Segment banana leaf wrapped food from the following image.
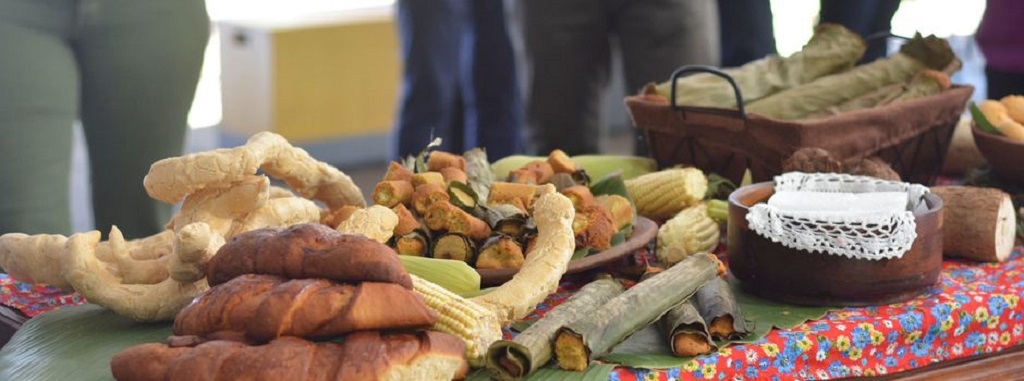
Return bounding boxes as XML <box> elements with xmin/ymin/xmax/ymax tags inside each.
<box><xmin>553</xmin><ymin>253</ymin><xmax>721</xmax><ymax>371</ymax></box>
<box><xmin>485</xmin><ymin>277</ymin><xmax>624</xmax><ymax>380</ymax></box>
<box><xmin>659</xmin><ymin>300</ymin><xmax>717</xmax><ymax>357</ymax></box>
<box><xmin>476</xmin><ymin>235</ymin><xmax>527</xmax><ymax>270</ymax></box>
<box><xmin>655</xmin><ymin>23</ymin><xmax>866</xmax><ymax>108</ymax></box>
<box><xmin>746</xmin><ymin>34</ymin><xmax>958</xmax><ymax>120</ymax></box>
<box><xmin>695</xmin><ymin>277</ymin><xmax>750</xmax><ymax>340</ymax></box>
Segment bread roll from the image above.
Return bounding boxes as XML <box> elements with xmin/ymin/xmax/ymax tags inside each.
<box><xmin>206</xmin><ymin>223</ymin><xmax>412</xmax><ymax>288</ymax></box>
<box><xmin>174</xmin><ymin>274</ymin><xmax>437</xmax><ymax>342</ymax></box>
<box><xmin>111</xmin><ymin>332</ymin><xmax>468</xmax><ymax>381</ymax></box>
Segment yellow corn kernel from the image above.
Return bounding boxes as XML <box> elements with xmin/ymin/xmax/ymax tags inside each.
<box><xmin>625</xmin><ymin>168</ymin><xmax>707</xmax><ymax>220</ymax></box>
<box><xmin>411</xmin><ymin>274</ymin><xmax>503</xmax><ymax>367</ymax></box>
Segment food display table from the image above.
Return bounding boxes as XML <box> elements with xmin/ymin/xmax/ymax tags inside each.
<box><xmin>3</xmin><ymin>246</ymin><xmax>1023</xmax><ymax>380</ymax></box>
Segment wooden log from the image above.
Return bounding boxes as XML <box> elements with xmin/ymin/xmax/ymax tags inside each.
<box><xmin>931</xmin><ymin>186</ymin><xmax>1016</xmax><ymax>262</ymax></box>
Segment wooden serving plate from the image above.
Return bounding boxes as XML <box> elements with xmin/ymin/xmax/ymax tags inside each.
<box><xmin>477</xmin><ymin>217</ymin><xmax>658</xmax><ymax>286</ymax></box>
<box><xmin>727</xmin><ymin>182</ymin><xmax>943</xmax><ymax>306</ymax></box>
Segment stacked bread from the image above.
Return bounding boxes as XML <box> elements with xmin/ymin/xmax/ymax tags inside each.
<box><xmin>110</xmin><ymin>223</ymin><xmax>468</xmax><ymax>381</ymax></box>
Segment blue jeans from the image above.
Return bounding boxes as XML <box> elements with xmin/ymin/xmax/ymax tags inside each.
<box><xmin>393</xmin><ymin>0</ymin><xmax>523</xmax><ymax>160</ymax></box>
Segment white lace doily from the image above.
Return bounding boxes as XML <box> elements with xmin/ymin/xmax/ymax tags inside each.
<box><xmin>746</xmin><ymin>173</ymin><xmax>929</xmax><ymax>260</ymax></box>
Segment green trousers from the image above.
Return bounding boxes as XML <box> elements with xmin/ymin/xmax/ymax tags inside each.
<box><xmin>0</xmin><ymin>0</ymin><xmax>209</xmax><ymax>238</ymax></box>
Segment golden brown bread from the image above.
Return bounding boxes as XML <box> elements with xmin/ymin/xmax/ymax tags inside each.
<box><xmin>206</xmin><ymin>223</ymin><xmax>413</xmax><ymax>288</ymax></box>
<box><xmin>111</xmin><ymin>331</ymin><xmax>469</xmax><ymax>381</ymax></box>
<box><xmin>174</xmin><ymin>274</ymin><xmax>437</xmax><ymax>342</ymax></box>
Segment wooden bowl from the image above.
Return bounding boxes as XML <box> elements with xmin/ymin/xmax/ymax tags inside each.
<box><xmin>972</xmin><ymin>123</ymin><xmax>1024</xmax><ymax>187</ymax></box>
<box><xmin>727</xmin><ymin>182</ymin><xmax>943</xmax><ymax>306</ymax></box>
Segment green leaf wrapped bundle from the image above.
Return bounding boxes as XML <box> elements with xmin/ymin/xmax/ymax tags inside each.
<box><xmin>485</xmin><ymin>277</ymin><xmax>624</xmax><ymax>380</ymax></box>
<box><xmin>654</xmin><ymin>23</ymin><xmax>865</xmax><ymax>108</ymax></box>
<box><xmin>746</xmin><ymin>34</ymin><xmax>957</xmax><ymax>120</ymax></box>
<box><xmin>695</xmin><ymin>277</ymin><xmax>751</xmax><ymax>340</ymax></box>
<box><xmin>553</xmin><ymin>253</ymin><xmax>721</xmax><ymax>371</ymax></box>
<box><xmin>659</xmin><ymin>300</ymin><xmax>717</xmax><ymax>357</ymax></box>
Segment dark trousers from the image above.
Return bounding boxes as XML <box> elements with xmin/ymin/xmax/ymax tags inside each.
<box><xmin>521</xmin><ymin>0</ymin><xmax>719</xmax><ymax>156</ymax></box>
<box><xmin>718</xmin><ymin>0</ymin><xmax>776</xmax><ymax>68</ymax></box>
<box><xmin>393</xmin><ymin>0</ymin><xmax>523</xmax><ymax>161</ymax></box>
<box><xmin>820</xmin><ymin>0</ymin><xmax>902</xmax><ymax>63</ymax></box>
<box><xmin>986</xmin><ymin>66</ymin><xmax>1024</xmax><ymax>100</ymax></box>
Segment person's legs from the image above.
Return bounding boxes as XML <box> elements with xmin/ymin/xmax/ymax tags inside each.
<box><xmin>522</xmin><ymin>0</ymin><xmax>609</xmax><ymax>155</ymax></box>
<box><xmin>393</xmin><ymin>0</ymin><xmax>466</xmax><ymax>158</ymax></box>
<box><xmin>820</xmin><ymin>0</ymin><xmax>900</xmax><ymax>62</ymax></box>
<box><xmin>615</xmin><ymin>0</ymin><xmax>720</xmax><ymax>155</ymax></box>
<box><xmin>75</xmin><ymin>0</ymin><xmax>209</xmax><ymax>238</ymax></box>
<box><xmin>717</xmin><ymin>0</ymin><xmax>776</xmax><ymax>67</ymax></box>
<box><xmin>463</xmin><ymin>0</ymin><xmax>523</xmax><ymax>160</ymax></box>
<box><xmin>0</xmin><ymin>0</ymin><xmax>77</xmax><ymax>235</ymax></box>
<box><xmin>986</xmin><ymin>66</ymin><xmax>1024</xmax><ymax>100</ymax></box>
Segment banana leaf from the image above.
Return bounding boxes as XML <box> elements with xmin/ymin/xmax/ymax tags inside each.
<box><xmin>467</xmin><ymin>363</ymin><xmax>615</xmax><ymax>381</ymax></box>
<box><xmin>970</xmin><ymin>102</ymin><xmax>1003</xmax><ymax>135</ymax></box>
<box><xmin>0</xmin><ymin>304</ymin><xmax>171</xmax><ymax>381</ymax></box>
<box><xmin>597</xmin><ymin>278</ymin><xmax>833</xmax><ymax>369</ymax></box>
<box><xmin>746</xmin><ymin>34</ymin><xmax>957</xmax><ymax>120</ymax></box>
<box><xmin>655</xmin><ymin>23</ymin><xmax>866</xmax><ymax>108</ymax></box>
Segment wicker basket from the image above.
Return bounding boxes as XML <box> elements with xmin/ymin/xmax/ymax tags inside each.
<box><xmin>626</xmin><ymin>65</ymin><xmax>975</xmax><ymax>185</ymax></box>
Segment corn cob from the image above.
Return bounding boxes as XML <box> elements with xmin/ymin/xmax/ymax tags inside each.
<box><xmin>625</xmin><ymin>168</ymin><xmax>708</xmax><ymax>221</ymax></box>
<box><xmin>410</xmin><ymin>274</ymin><xmax>503</xmax><ymax>367</ymax></box>
<box><xmin>656</xmin><ymin>203</ymin><xmax>720</xmax><ymax>267</ymax></box>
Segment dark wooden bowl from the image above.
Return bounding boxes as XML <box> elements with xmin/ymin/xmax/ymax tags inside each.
<box><xmin>972</xmin><ymin>123</ymin><xmax>1024</xmax><ymax>187</ymax></box>
<box><xmin>727</xmin><ymin>182</ymin><xmax>943</xmax><ymax>306</ymax></box>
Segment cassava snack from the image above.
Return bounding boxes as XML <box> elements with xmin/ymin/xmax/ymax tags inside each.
<box><xmin>489</xmin><ymin>182</ymin><xmax>538</xmax><ymax>213</ymax></box>
<box><xmin>475</xmin><ymin>235</ymin><xmax>526</xmax><ymax>270</ymax></box>
<box><xmin>596</xmin><ymin>195</ymin><xmax>635</xmax><ymax>231</ymax></box>
<box><xmin>427</xmin><ymin>151</ymin><xmax>468</xmax><ymax>172</ymax></box>
<box><xmin>391</xmin><ymin>204</ymin><xmax>420</xmax><ymax>237</ymax></box>
<box><xmin>384</xmin><ymin>161</ymin><xmax>414</xmax><ymax>182</ymax></box>
<box><xmin>111</xmin><ymin>332</ymin><xmax>468</xmax><ymax>381</ymax></box>
<box><xmin>553</xmin><ymin>253</ymin><xmax>722</xmax><ymax>371</ymax></box>
<box><xmin>486</xmin><ymin>277</ymin><xmax>624</xmax><ymax>380</ymax></box>
<box><xmin>659</xmin><ymin>300</ymin><xmax>717</xmax><ymax>357</ymax></box>
<box><xmin>335</xmin><ymin>205</ymin><xmax>400</xmax><ymax>244</ymax></box>
<box><xmin>412</xmin><ymin>183</ymin><xmax>450</xmax><ymax>214</ymax></box>
<box><xmin>372</xmin><ymin>180</ymin><xmax>414</xmax><ymax>208</ymax></box>
<box><xmin>144</xmin><ymin>131</ymin><xmax>364</xmax><ymax>210</ymax></box>
<box><xmin>412</xmin><ymin>172</ymin><xmax>445</xmax><ymax>188</ymax></box>
<box><xmin>471</xmin><ymin>185</ymin><xmax>576</xmax><ymax>324</ymax></box>
<box><xmin>432</xmin><ymin>234</ymin><xmax>477</xmax><ymax>263</ymax></box>
<box><xmin>656</xmin><ymin>203</ymin><xmax>720</xmax><ymax>267</ymax></box>
<box><xmin>930</xmin><ymin>186</ymin><xmax>1016</xmax><ymax>262</ymax></box>
<box><xmin>173</xmin><ymin>274</ymin><xmax>436</xmax><ymax>342</ymax></box>
<box><xmin>694</xmin><ymin>277</ymin><xmax>750</xmax><ymax>340</ymax></box>
<box><xmin>625</xmin><ymin>168</ymin><xmax>707</xmax><ymax>221</ymax></box>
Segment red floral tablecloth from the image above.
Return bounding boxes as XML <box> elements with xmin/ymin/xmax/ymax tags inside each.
<box><xmin>3</xmin><ymin>248</ymin><xmax>1024</xmax><ymax>380</ymax></box>
<box><xmin>515</xmin><ymin>246</ymin><xmax>1024</xmax><ymax>380</ymax></box>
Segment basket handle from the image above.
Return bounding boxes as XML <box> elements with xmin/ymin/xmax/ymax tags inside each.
<box><xmin>668</xmin><ymin>65</ymin><xmax>747</xmax><ymax>119</ymax></box>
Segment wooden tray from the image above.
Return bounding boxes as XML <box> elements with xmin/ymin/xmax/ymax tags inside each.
<box><xmin>727</xmin><ymin>182</ymin><xmax>944</xmax><ymax>306</ymax></box>
<box><xmin>477</xmin><ymin>217</ymin><xmax>658</xmax><ymax>286</ymax></box>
